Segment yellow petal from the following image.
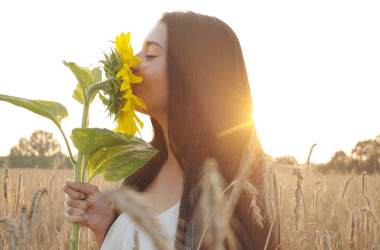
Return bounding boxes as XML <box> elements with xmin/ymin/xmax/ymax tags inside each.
<box><xmin>121</xmin><ymin>53</ymin><xmax>133</xmax><ymax>63</ymax></box>
<box><xmin>121</xmin><ymin>98</ymin><xmax>133</xmax><ymax>112</ymax></box>
<box><xmin>134</xmin><ymin>113</ymin><xmax>144</xmax><ymax>128</ymax></box>
<box><xmin>130</xmin><ymin>74</ymin><xmax>143</xmax><ymax>84</ymax></box>
<box><xmin>132</xmin><ymin>95</ymin><xmax>147</xmax><ymax>110</ymax></box>
<box><xmin>128</xmin><ymin>56</ymin><xmax>142</xmax><ymax>68</ymax></box>
<box><xmin>120</xmin><ymin>81</ymin><xmax>131</xmax><ymax>91</ymax></box>
<box><xmin>123</xmin><ymin>88</ymin><xmax>133</xmax><ymax>99</ymax></box>
<box><xmin>116</xmin><ymin>67</ymin><xmax>129</xmax><ymax>78</ymax></box>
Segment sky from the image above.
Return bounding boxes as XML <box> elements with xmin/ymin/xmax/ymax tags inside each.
<box><xmin>0</xmin><ymin>0</ymin><xmax>379</xmax><ymax>164</ymax></box>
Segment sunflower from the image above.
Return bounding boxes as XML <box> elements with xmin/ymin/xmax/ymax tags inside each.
<box><xmin>98</xmin><ymin>32</ymin><xmax>146</xmax><ymax>136</ymax></box>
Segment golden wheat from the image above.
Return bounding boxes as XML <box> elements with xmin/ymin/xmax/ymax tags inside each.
<box><xmin>0</xmin><ymin>155</ymin><xmax>378</xmax><ymax>250</ymax></box>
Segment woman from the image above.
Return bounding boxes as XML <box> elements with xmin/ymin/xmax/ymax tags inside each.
<box><xmin>63</xmin><ymin>11</ymin><xmax>280</xmax><ymax>249</ymax></box>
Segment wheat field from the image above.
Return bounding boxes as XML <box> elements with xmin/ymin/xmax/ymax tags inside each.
<box><xmin>0</xmin><ymin>164</ymin><xmax>378</xmax><ymax>249</ymax></box>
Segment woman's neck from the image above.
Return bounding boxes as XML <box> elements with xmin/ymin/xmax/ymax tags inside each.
<box><xmin>155</xmin><ymin>113</ymin><xmax>180</xmax><ymax>169</ymax></box>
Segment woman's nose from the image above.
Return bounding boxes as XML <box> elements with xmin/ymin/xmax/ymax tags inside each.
<box><xmin>130</xmin><ymin>53</ymin><xmax>142</xmax><ymax>73</ymax></box>
<box><xmin>130</xmin><ymin>63</ymin><xmax>138</xmax><ymax>73</ymax></box>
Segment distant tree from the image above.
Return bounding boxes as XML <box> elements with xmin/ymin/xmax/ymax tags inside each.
<box><xmin>351</xmin><ymin>135</ymin><xmax>380</xmax><ymax>174</ymax></box>
<box><xmin>8</xmin><ymin>130</ymin><xmax>64</xmax><ymax>168</ymax></box>
<box><xmin>316</xmin><ymin>135</ymin><xmax>380</xmax><ymax>175</ymax></box>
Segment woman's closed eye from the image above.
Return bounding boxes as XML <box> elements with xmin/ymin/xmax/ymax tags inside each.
<box><xmin>145</xmin><ymin>55</ymin><xmax>156</xmax><ymax>59</ymax></box>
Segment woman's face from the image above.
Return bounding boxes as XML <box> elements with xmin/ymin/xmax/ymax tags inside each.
<box><xmin>131</xmin><ymin>22</ymin><xmax>168</xmax><ymax>120</ymax></box>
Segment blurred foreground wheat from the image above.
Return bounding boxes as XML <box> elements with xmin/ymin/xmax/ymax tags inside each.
<box><xmin>0</xmin><ymin>144</ymin><xmax>379</xmax><ymax>250</ymax></box>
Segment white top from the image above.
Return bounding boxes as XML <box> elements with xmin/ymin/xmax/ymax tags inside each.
<box><xmin>101</xmin><ymin>201</ymin><xmax>181</xmax><ymax>250</ymax></box>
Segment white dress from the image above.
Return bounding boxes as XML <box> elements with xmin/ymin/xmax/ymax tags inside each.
<box><xmin>101</xmin><ymin>201</ymin><xmax>181</xmax><ymax>250</ymax></box>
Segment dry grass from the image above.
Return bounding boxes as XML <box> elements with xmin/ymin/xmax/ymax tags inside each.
<box><xmin>0</xmin><ymin>157</ymin><xmax>378</xmax><ymax>249</ymax></box>
<box><xmin>0</xmin><ymin>167</ymin><xmax>121</xmax><ymax>250</ymax></box>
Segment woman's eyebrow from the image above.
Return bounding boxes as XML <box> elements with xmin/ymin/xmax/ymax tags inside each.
<box><xmin>145</xmin><ymin>40</ymin><xmax>163</xmax><ymax>50</ymax></box>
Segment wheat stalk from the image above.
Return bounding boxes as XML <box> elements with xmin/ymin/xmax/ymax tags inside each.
<box><xmin>350</xmin><ymin>212</ymin><xmax>355</xmax><ymax>243</ymax></box>
<box><xmin>16</xmin><ymin>172</ymin><xmax>22</xmax><ymax>214</ymax></box>
<box><xmin>306</xmin><ymin>143</ymin><xmax>317</xmax><ymax>171</ymax></box>
<box><xmin>293</xmin><ymin>171</ymin><xmax>302</xmax><ymax>230</ymax></box>
<box><xmin>364</xmin><ymin>195</ymin><xmax>371</xmax><ymax>209</ymax></box>
<box><xmin>103</xmin><ymin>187</ymin><xmax>171</xmax><ymax>250</ymax></box>
<box><xmin>315</xmin><ymin>189</ymin><xmax>321</xmax><ymax>218</ymax></box>
<box><xmin>299</xmin><ymin>236</ymin><xmax>309</xmax><ymax>250</ymax></box>
<box><xmin>361</xmin><ymin>171</ymin><xmax>366</xmax><ymax>196</ymax></box>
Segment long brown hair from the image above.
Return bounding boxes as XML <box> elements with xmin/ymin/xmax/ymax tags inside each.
<box><xmin>122</xmin><ymin>11</ymin><xmax>280</xmax><ymax>249</ymax></box>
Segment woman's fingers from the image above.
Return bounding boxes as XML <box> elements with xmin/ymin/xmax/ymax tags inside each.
<box><xmin>64</xmin><ymin>211</ymin><xmax>87</xmax><ymax>225</ymax></box>
<box><xmin>65</xmin><ymin>202</ymin><xmax>86</xmax><ymax>216</ymax></box>
<box><xmin>65</xmin><ymin>196</ymin><xmax>87</xmax><ymax>210</ymax></box>
<box><xmin>65</xmin><ymin>180</ymin><xmax>99</xmax><ymax>195</ymax></box>
<box><xmin>62</xmin><ymin>183</ymin><xmax>86</xmax><ymax>200</ymax></box>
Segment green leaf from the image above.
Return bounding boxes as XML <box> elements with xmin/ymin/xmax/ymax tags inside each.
<box><xmin>69</xmin><ymin>65</ymin><xmax>103</xmax><ymax>105</ymax></box>
<box><xmin>63</xmin><ymin>61</ymin><xmax>94</xmax><ymax>89</ymax></box>
<box><xmin>70</xmin><ymin>128</ymin><xmax>147</xmax><ymax>158</ymax></box>
<box><xmin>91</xmin><ymin>67</ymin><xmax>102</xmax><ymax>83</ymax></box>
<box><xmin>72</xmin><ymin>84</ymin><xmax>84</xmax><ymax>104</ymax></box>
<box><xmin>87</xmin><ymin>144</ymin><xmax>158</xmax><ymax>182</ymax></box>
<box><xmin>70</xmin><ymin>128</ymin><xmax>157</xmax><ymax>182</ymax></box>
<box><xmin>98</xmin><ymin>92</ymin><xmax>109</xmax><ymax>105</ymax></box>
<box><xmin>0</xmin><ymin>94</ymin><xmax>68</xmax><ymax>127</ymax></box>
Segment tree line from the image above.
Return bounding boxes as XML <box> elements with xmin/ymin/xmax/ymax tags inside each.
<box><xmin>315</xmin><ymin>134</ymin><xmax>380</xmax><ymax>174</ymax></box>
<box><xmin>1</xmin><ymin>130</ymin><xmax>74</xmax><ymax>169</ymax></box>
<box><xmin>1</xmin><ymin>130</ymin><xmax>379</xmax><ymax>174</ymax></box>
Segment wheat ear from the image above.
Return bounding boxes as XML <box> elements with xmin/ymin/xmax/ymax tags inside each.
<box><xmin>103</xmin><ymin>187</ymin><xmax>171</xmax><ymax>250</ymax></box>
<box><xmin>342</xmin><ymin>177</ymin><xmax>353</xmax><ymax>198</ymax></box>
<box><xmin>195</xmin><ymin>158</ymin><xmax>236</xmax><ymax>250</ymax></box>
<box><xmin>54</xmin><ymin>230</ymin><xmax>60</xmax><ymax>250</ymax></box>
<box><xmin>26</xmin><ymin>187</ymin><xmax>47</xmax><ymax>242</ymax></box>
<box><xmin>225</xmin><ymin>131</ymin><xmax>260</xmax><ymax>223</ymax></box>
<box><xmin>0</xmin><ymin>229</ymin><xmax>4</xmax><ymax>250</ymax></box>
<box><xmin>322</xmin><ymin>229</ymin><xmax>330</xmax><ymax>250</ymax></box>
<box><xmin>299</xmin><ymin>237</ymin><xmax>309</xmax><ymax>250</ymax></box>
<box><xmin>243</xmin><ymin>179</ymin><xmax>263</xmax><ymax>228</ymax></box>
<box><xmin>315</xmin><ymin>230</ymin><xmax>321</xmax><ymax>250</ymax></box>
<box><xmin>3</xmin><ymin>165</ymin><xmax>8</xmax><ymax>204</ymax></box>
<box><xmin>49</xmin><ymin>173</ymin><xmax>56</xmax><ymax>197</ymax></box>
<box><xmin>306</xmin><ymin>143</ymin><xmax>317</xmax><ymax>171</ymax></box>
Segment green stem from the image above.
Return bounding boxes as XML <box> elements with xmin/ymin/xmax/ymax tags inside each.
<box><xmin>70</xmin><ymin>96</ymin><xmax>90</xmax><ymax>250</ymax></box>
<box><xmin>85</xmin><ymin>80</ymin><xmax>108</xmax><ymax>103</ymax></box>
<box><xmin>57</xmin><ymin>125</ymin><xmax>77</xmax><ymax>166</ymax></box>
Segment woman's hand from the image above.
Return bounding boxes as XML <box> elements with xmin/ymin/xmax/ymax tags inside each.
<box><xmin>62</xmin><ymin>180</ymin><xmax>116</xmax><ymax>246</ymax></box>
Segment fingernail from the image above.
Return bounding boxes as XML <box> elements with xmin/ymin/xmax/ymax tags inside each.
<box><xmin>84</xmin><ymin>214</ymin><xmax>89</xmax><ymax>220</ymax></box>
<box><xmin>81</xmin><ymin>195</ymin><xmax>85</xmax><ymax>200</ymax></box>
<box><xmin>66</xmin><ymin>179</ymin><xmax>73</xmax><ymax>183</ymax></box>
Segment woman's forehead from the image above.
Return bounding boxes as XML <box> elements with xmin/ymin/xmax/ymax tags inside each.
<box><xmin>144</xmin><ymin>22</ymin><xmax>167</xmax><ymax>49</ymax></box>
